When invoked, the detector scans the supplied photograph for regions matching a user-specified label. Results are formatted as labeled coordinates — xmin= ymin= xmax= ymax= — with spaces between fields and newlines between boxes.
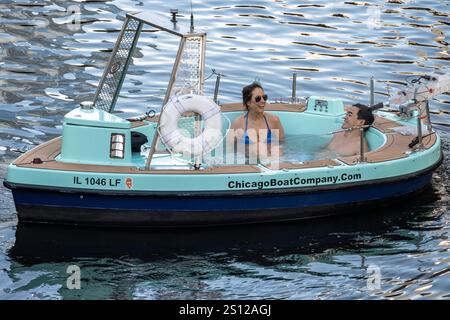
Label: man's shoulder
xmin=333 ymin=131 xmax=345 ymax=138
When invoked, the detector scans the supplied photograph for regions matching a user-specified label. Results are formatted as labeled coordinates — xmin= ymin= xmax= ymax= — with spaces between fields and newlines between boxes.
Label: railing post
xmin=213 ymin=73 xmax=221 ymax=104
xmin=370 ymin=76 xmax=374 ymax=106
xmin=359 ymin=126 xmax=366 ymax=163
xmin=424 ymin=100 xmax=432 ymax=133
xmin=417 ymin=116 xmax=423 ymax=149
xmin=291 ymin=73 xmax=297 ymax=103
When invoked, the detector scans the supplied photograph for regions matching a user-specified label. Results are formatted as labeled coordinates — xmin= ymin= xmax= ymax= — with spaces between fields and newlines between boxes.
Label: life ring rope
xmin=172 ymin=96 xmax=187 ymax=114
xmin=160 ymin=129 xmax=179 ymax=144
xmin=203 ymin=107 xmax=221 ymax=121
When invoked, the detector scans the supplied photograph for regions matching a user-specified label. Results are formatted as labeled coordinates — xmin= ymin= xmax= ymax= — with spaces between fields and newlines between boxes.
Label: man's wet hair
xmin=353 ymin=103 xmax=375 ymax=131
xmin=242 ymin=82 xmax=263 ymax=108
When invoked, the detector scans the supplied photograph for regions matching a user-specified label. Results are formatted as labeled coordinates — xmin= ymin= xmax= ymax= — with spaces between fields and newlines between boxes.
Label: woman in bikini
xmin=229 ymin=82 xmax=285 ymax=163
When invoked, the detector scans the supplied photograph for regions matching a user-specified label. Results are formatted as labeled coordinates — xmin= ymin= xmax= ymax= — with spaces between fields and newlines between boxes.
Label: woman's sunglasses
xmin=254 ymin=94 xmax=268 ymax=102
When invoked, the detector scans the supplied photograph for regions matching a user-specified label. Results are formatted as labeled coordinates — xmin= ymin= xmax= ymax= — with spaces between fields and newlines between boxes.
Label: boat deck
xmin=12 ymin=104 xmax=437 ymax=174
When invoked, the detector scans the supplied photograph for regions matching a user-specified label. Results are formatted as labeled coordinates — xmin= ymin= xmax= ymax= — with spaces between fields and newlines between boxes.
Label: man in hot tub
xmin=327 ymin=103 xmax=374 ymax=156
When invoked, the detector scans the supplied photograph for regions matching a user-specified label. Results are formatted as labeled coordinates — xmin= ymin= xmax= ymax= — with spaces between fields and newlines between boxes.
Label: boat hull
xmin=6 ymin=166 xmax=439 ymax=227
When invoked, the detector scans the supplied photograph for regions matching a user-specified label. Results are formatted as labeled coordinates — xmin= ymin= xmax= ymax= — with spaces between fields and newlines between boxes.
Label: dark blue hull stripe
xmin=12 ymin=173 xmax=432 ymax=212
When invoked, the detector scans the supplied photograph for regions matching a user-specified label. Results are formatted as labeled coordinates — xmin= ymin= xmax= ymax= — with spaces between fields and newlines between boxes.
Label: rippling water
xmin=0 ymin=0 xmax=449 ymax=299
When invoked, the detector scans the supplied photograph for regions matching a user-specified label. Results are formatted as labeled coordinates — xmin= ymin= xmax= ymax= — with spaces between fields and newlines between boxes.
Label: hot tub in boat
xmin=2 ymin=11 xmax=446 ymax=227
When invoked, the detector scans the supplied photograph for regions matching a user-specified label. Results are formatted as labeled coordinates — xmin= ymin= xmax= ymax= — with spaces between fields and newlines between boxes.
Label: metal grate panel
xmin=93 ymin=17 xmax=142 ymax=112
xmin=165 ymin=35 xmax=205 ymax=103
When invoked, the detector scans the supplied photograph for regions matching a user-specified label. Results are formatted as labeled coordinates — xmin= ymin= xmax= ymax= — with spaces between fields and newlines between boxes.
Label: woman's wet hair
xmin=242 ymin=82 xmax=263 ymax=108
xmin=353 ymin=103 xmax=375 ymax=131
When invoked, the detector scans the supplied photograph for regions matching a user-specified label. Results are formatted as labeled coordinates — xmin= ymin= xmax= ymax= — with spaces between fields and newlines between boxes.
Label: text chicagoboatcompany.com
xmin=228 ymin=173 xmax=362 ymax=190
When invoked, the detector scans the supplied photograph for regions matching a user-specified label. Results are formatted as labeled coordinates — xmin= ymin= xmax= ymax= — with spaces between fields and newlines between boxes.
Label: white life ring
xmin=159 ymin=94 xmax=223 ymax=156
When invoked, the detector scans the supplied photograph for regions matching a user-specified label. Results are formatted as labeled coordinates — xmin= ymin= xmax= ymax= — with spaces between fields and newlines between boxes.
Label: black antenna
xmin=190 ymin=0 xmax=194 ymax=32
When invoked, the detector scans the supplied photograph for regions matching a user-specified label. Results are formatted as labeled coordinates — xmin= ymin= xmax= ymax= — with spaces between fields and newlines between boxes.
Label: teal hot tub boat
xmin=3 ymin=11 xmax=447 ymax=227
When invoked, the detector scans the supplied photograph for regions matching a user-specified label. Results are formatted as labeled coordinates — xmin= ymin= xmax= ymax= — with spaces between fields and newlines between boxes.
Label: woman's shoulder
xmin=264 ymin=112 xmax=280 ymax=119
xmin=230 ymin=114 xmax=246 ymax=128
xmin=265 ymin=112 xmax=282 ymax=125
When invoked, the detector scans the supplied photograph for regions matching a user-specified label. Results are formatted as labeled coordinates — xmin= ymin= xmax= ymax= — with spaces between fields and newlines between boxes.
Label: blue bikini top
xmin=242 ymin=112 xmax=272 ymax=145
